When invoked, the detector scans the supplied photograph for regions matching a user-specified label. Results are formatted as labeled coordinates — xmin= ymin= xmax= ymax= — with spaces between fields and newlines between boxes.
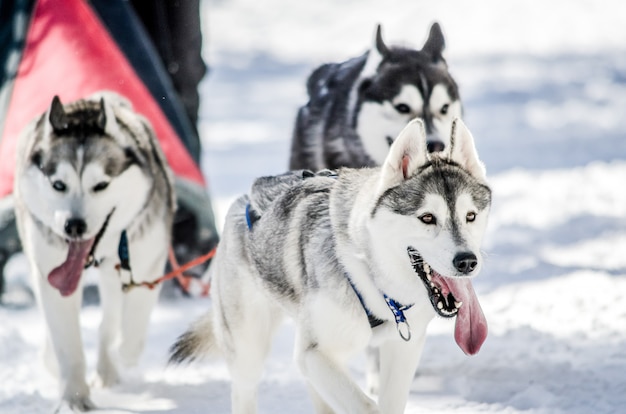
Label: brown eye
xmin=419 ymin=213 xmax=436 ymax=225
xmin=466 ymin=212 xmax=476 ymax=222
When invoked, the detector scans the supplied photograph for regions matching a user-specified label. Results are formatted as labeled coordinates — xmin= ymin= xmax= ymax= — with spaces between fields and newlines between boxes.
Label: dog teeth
xmin=426 ymin=273 xmax=432 ymax=281
xmin=437 ymin=301 xmax=444 ymax=310
xmin=454 ymin=301 xmax=463 ymax=309
xmin=424 ymin=263 xmax=430 ymax=273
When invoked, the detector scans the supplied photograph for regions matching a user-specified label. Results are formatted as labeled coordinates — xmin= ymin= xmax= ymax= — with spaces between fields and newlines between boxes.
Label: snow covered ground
xmin=2 ymin=0 xmax=626 ymax=412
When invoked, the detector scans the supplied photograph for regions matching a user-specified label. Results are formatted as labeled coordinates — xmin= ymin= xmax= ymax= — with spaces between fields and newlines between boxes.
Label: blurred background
xmin=1 ymin=0 xmax=625 ymax=412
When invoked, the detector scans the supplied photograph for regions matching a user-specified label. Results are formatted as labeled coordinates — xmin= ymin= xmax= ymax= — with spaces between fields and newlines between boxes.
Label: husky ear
xmin=379 ymin=119 xmax=428 ymax=190
xmin=49 ymin=95 xmax=69 ymax=133
xmin=375 ymin=24 xmax=390 ymax=57
xmin=97 ymin=98 xmax=107 ymax=131
xmin=99 ymin=95 xmax=122 ymax=137
xmin=362 ymin=24 xmax=388 ymax=78
xmin=447 ymin=118 xmax=487 ymax=181
xmin=422 ymin=22 xmax=445 ymax=64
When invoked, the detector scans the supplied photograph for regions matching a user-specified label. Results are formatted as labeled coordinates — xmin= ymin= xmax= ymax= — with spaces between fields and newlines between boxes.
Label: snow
xmin=2 ymin=0 xmax=626 ymax=412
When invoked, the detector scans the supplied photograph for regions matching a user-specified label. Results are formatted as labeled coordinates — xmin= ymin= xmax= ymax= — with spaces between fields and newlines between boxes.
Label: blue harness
xmin=245 ymin=199 xmax=412 ymax=341
xmin=346 ymin=275 xmax=413 ymax=341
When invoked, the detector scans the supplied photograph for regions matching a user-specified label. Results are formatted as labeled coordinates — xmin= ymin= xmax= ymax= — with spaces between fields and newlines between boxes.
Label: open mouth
xmin=407 ymin=246 xmax=461 ymax=318
xmin=48 ymin=209 xmax=115 ymax=297
xmin=406 ymin=246 xmax=488 ymax=355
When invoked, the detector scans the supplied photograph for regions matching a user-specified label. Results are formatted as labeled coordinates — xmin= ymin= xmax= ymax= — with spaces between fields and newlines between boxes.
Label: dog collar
xmin=346 ymin=274 xmax=413 ymax=341
xmin=84 ymin=209 xmax=115 ymax=269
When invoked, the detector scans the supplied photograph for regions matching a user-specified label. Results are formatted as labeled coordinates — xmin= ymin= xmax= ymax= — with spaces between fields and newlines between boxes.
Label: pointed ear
xmin=48 ymin=95 xmax=68 ymax=133
xmin=379 ymin=119 xmax=428 ymax=190
xmin=99 ymin=95 xmax=122 ymax=137
xmin=97 ymin=98 xmax=107 ymax=131
xmin=448 ymin=118 xmax=487 ymax=181
xmin=422 ymin=22 xmax=445 ymax=63
xmin=362 ymin=24 xmax=388 ymax=78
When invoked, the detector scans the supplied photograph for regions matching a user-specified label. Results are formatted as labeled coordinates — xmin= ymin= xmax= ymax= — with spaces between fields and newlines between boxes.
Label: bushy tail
xmin=169 ymin=311 xmax=219 ymax=364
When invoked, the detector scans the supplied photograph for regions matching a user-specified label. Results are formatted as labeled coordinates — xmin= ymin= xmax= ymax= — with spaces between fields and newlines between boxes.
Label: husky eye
xmin=394 ymin=103 xmax=411 ymax=114
xmin=440 ymin=104 xmax=450 ymax=115
xmin=93 ymin=181 xmax=109 ymax=192
xmin=419 ymin=213 xmax=436 ymax=225
xmin=52 ymin=180 xmax=67 ymax=192
xmin=466 ymin=211 xmax=476 ymax=222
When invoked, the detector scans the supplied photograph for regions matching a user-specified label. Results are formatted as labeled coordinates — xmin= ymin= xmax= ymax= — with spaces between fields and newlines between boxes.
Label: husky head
xmin=18 ymin=93 xmax=154 ymax=294
xmin=369 ymin=118 xmax=490 ymax=354
xmin=356 ymin=23 xmax=461 ymax=163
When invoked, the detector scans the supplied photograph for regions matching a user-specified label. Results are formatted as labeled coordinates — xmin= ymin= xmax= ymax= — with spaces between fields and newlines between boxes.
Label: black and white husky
xmin=171 ymin=118 xmax=490 ymax=414
xmin=290 ymin=23 xmax=462 ymax=171
xmin=13 ymin=92 xmax=176 ymax=411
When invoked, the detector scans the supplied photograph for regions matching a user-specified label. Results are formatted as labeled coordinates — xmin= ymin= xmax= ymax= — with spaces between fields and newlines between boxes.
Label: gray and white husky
xmin=14 ymin=92 xmax=176 ymax=411
xmin=290 ymin=23 xmax=462 ymax=171
xmin=171 ymin=118 xmax=490 ymax=414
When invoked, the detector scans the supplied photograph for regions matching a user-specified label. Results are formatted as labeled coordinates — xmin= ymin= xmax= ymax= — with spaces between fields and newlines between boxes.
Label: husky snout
xmin=453 ymin=251 xmax=478 ymax=274
xmin=64 ymin=218 xmax=87 ymax=238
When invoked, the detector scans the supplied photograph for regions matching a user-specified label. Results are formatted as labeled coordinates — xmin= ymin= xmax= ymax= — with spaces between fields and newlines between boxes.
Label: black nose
xmin=453 ymin=252 xmax=478 ymax=274
xmin=64 ymin=218 xmax=87 ymax=238
xmin=427 ymin=140 xmax=445 ymax=153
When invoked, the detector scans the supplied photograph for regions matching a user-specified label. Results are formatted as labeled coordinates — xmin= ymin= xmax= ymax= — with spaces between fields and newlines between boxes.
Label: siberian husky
xmin=171 ymin=118 xmax=490 ymax=414
xmin=290 ymin=23 xmax=462 ymax=171
xmin=13 ymin=92 xmax=176 ymax=411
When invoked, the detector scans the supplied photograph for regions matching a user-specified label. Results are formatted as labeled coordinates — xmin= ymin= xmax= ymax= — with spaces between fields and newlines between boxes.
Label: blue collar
xmin=346 ymin=275 xmax=413 ymax=341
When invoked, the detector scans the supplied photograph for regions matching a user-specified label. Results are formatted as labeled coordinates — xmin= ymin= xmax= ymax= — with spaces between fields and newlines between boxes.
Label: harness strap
xmin=245 ymin=203 xmax=260 ymax=230
xmin=120 ymin=246 xmax=216 ymax=294
xmin=84 ymin=208 xmax=115 ymax=269
xmin=346 ymin=276 xmax=385 ymax=328
xmin=346 ymin=274 xmax=413 ymax=341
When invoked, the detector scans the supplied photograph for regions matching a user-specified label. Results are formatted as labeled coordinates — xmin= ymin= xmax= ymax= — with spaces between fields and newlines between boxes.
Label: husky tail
xmin=169 ymin=311 xmax=219 ymax=364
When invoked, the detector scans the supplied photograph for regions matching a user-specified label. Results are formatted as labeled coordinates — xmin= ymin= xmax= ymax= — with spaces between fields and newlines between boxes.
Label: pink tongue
xmin=443 ymin=276 xmax=488 ymax=355
xmin=48 ymin=239 xmax=94 ymax=297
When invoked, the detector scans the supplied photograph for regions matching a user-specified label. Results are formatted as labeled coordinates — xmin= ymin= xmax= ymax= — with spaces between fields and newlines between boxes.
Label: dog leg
xmin=220 ymin=292 xmax=282 ymax=414
xmin=117 ymin=241 xmax=166 ymax=367
xmin=118 ymin=283 xmax=161 ymax=367
xmin=295 ymin=335 xmax=380 ymax=414
xmin=377 ymin=327 xmax=428 ymax=414
xmin=33 ymin=268 xmax=94 ymax=411
xmin=364 ymin=346 xmax=380 ymax=395
xmin=95 ymin=265 xmax=124 ymax=387
xmin=306 ymin=384 xmax=335 ymax=414
xmin=211 ymin=248 xmax=283 ymax=414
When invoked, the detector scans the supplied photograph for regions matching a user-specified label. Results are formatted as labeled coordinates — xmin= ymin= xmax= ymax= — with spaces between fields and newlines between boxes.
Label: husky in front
xmin=13 ymin=92 xmax=175 ymax=411
xmin=171 ymin=118 xmax=491 ymax=414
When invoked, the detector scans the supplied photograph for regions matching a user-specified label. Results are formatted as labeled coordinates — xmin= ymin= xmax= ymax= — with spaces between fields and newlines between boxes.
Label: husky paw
xmin=366 ymin=379 xmax=380 ymax=397
xmin=94 ymin=361 xmax=120 ymax=388
xmin=55 ymin=395 xmax=96 ymax=413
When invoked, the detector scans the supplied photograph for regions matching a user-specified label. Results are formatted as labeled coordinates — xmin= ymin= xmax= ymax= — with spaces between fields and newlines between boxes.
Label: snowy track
xmin=2 ymin=0 xmax=626 ymax=412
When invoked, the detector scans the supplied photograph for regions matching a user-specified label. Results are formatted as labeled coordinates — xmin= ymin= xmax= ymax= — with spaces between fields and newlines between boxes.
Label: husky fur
xmin=290 ymin=23 xmax=462 ymax=172
xmin=171 ymin=118 xmax=490 ymax=414
xmin=13 ymin=92 xmax=176 ymax=411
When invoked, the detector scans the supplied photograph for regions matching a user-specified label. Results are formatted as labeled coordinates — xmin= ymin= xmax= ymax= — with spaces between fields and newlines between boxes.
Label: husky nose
xmin=453 ymin=252 xmax=478 ymax=274
xmin=427 ymin=140 xmax=445 ymax=153
xmin=64 ymin=219 xmax=87 ymax=238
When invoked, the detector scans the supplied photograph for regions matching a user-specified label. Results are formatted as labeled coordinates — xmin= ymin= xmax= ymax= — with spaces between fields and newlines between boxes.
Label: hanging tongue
xmin=442 ymin=276 xmax=488 ymax=355
xmin=48 ymin=239 xmax=95 ymax=297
